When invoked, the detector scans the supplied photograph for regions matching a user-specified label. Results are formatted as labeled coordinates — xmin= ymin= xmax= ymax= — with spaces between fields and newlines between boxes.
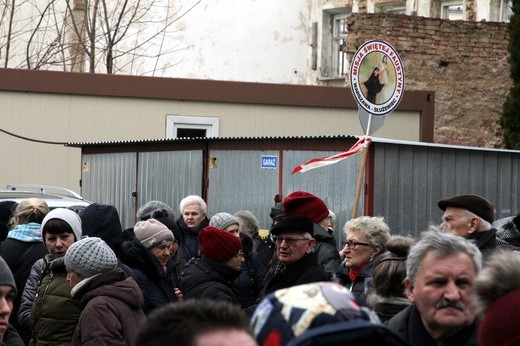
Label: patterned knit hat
xmin=136 ymin=200 xmax=176 ymax=222
xmin=134 ymin=219 xmax=174 ymax=249
xmin=252 ymin=282 xmax=385 ymax=346
xmin=209 ymin=212 xmax=239 ymax=230
xmin=199 ymin=226 xmax=242 ymax=263
xmin=0 ymin=256 xmax=16 ymax=297
xmin=283 ymin=191 xmax=329 ymax=224
xmin=41 ymin=208 xmax=82 ymax=241
xmin=64 ymin=237 xmax=117 ymax=278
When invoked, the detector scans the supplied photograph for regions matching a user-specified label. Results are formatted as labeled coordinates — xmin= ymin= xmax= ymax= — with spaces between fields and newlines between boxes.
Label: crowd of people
xmin=0 ymin=190 xmax=518 ymax=345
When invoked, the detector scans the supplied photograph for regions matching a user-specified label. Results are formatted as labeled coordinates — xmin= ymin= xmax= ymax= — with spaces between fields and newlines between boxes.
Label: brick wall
xmin=346 ymin=13 xmax=510 ymax=147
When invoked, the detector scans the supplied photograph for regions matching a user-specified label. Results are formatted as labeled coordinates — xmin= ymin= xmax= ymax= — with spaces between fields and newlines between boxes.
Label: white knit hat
xmin=65 ymin=237 xmax=117 ymax=278
xmin=41 ymin=208 xmax=82 ymax=241
xmin=134 ymin=219 xmax=174 ymax=249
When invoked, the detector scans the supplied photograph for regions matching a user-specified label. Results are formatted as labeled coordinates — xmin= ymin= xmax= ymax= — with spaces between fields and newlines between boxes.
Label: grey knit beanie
xmin=41 ymin=208 xmax=82 ymax=241
xmin=134 ymin=219 xmax=174 ymax=249
xmin=64 ymin=237 xmax=117 ymax=278
xmin=136 ymin=201 xmax=175 ymax=222
xmin=209 ymin=212 xmax=239 ymax=231
xmin=0 ymin=256 xmax=16 ymax=296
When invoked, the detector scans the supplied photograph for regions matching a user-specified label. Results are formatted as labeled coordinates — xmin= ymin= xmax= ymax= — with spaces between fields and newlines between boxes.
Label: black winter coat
xmin=313 ymin=224 xmax=341 ymax=279
xmin=465 ymin=228 xmax=496 ymax=259
xmin=336 ymin=258 xmax=375 ymax=307
xmin=1 ymin=238 xmax=47 ymax=343
xmin=260 ymin=252 xmax=328 ymax=299
xmin=179 ymin=257 xmax=241 ymax=304
xmin=236 ymin=233 xmax=266 ymax=308
xmin=176 ymin=217 xmax=210 ymax=262
xmin=119 ymin=234 xmax=177 ymax=314
xmin=387 ymin=305 xmax=478 ymax=346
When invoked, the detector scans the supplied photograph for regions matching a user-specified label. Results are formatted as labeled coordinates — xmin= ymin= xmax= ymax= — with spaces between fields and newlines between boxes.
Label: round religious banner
xmin=349 ymin=40 xmax=405 ymax=116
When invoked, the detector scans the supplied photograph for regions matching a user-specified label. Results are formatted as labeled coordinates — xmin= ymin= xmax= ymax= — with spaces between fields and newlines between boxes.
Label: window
xmin=500 ymin=0 xmax=512 ymax=22
xmin=321 ymin=8 xmax=350 ymax=79
xmin=441 ymin=2 xmax=463 ymax=19
xmin=166 ymin=116 xmax=219 ymax=139
xmin=375 ymin=2 xmax=406 ymax=14
xmin=332 ymin=14 xmax=348 ymax=77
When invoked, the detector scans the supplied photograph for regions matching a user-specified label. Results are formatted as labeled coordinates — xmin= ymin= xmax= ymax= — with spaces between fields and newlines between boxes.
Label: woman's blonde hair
xmin=14 ymin=198 xmax=49 ymax=224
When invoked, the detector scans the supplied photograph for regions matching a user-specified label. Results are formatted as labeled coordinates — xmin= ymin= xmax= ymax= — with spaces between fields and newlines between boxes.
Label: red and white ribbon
xmin=291 ymin=136 xmax=370 ymax=174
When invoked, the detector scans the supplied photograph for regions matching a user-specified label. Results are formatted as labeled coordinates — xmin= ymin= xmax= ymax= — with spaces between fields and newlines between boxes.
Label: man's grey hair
xmin=179 ymin=195 xmax=207 ymax=215
xmin=406 ymin=225 xmax=482 ymax=284
xmin=462 ymin=209 xmax=492 ymax=231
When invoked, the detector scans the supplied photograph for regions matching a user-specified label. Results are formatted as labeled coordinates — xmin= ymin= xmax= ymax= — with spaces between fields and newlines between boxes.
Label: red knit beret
xmin=283 ymin=191 xmax=329 ymax=224
xmin=199 ymin=226 xmax=242 ymax=263
xmin=478 ymin=288 xmax=520 ymax=346
xmin=438 ymin=194 xmax=494 ymax=223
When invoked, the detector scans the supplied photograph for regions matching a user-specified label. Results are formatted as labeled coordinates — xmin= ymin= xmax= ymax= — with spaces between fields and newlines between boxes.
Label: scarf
xmin=7 ymin=222 xmax=43 ymax=242
xmin=349 ymin=262 xmax=367 ymax=283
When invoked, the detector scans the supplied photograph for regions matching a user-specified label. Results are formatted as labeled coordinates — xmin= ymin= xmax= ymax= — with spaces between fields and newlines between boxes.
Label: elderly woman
xmin=120 ymin=219 xmax=178 ymax=314
xmin=176 ymin=195 xmax=210 ymax=261
xmin=336 ymin=216 xmax=390 ymax=306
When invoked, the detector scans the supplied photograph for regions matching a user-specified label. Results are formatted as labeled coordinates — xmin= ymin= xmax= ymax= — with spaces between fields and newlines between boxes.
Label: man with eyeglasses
xmin=258 ymin=215 xmax=328 ymax=299
xmin=282 ymin=191 xmax=341 ymax=279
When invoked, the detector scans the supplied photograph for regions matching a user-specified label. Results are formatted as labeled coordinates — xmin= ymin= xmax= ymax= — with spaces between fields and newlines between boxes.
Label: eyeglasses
xmin=235 ymin=251 xmax=244 ymax=258
xmin=274 ymin=236 xmax=310 ymax=246
xmin=342 ymin=239 xmax=371 ymax=249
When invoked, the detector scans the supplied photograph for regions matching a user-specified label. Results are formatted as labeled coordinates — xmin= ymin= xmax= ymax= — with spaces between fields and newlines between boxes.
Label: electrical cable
xmin=0 ymin=128 xmax=68 ymax=145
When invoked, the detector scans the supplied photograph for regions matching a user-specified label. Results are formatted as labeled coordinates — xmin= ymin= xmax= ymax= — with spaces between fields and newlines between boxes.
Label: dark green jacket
xmin=30 ymin=256 xmax=81 ymax=346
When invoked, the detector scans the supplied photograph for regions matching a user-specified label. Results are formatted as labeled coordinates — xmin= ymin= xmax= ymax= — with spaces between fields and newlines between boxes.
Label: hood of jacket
xmin=74 ymin=268 xmax=144 ymax=310
xmin=80 ymin=203 xmax=123 ymax=255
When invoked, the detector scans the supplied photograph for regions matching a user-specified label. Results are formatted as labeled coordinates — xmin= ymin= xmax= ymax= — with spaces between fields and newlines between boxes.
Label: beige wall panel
xmin=1 ymin=90 xmax=420 ymax=192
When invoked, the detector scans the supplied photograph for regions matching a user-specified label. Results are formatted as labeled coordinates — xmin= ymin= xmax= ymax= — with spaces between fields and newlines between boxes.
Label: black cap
xmin=270 ymin=215 xmax=314 ymax=236
xmin=438 ymin=194 xmax=494 ymax=223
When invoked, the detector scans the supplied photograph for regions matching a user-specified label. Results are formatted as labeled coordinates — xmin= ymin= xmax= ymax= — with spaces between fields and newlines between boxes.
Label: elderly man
xmin=283 ymin=191 xmax=341 ymax=278
xmin=387 ymin=227 xmax=482 ymax=345
xmin=438 ymin=194 xmax=497 ymax=254
xmin=259 ymin=215 xmax=328 ymax=298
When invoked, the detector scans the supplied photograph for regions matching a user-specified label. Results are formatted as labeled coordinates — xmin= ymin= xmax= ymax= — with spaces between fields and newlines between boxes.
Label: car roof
xmin=0 ymin=184 xmax=90 ymax=209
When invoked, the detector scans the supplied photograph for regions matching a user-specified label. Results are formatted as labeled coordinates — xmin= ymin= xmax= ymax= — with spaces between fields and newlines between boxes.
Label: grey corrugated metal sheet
xmin=207 ymin=150 xmax=280 ymax=228
xmin=283 ymin=150 xmax=362 ymax=245
xmin=138 ymin=151 xmax=203 ymax=228
xmin=81 ymin=153 xmax=137 ymax=228
xmin=78 ymin=135 xmax=520 ymax=242
xmin=372 ymin=140 xmax=520 ymax=237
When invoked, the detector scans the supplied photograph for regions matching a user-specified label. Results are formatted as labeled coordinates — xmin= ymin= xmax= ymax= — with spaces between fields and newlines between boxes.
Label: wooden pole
xmin=351 ymin=145 xmax=369 ymax=219
xmin=351 ymin=113 xmax=372 ymax=219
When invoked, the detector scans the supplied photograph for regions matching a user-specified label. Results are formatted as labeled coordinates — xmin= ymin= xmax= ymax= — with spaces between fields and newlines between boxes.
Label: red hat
xmin=199 ymin=226 xmax=242 ymax=263
xmin=479 ymin=288 xmax=520 ymax=346
xmin=283 ymin=191 xmax=329 ymax=224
